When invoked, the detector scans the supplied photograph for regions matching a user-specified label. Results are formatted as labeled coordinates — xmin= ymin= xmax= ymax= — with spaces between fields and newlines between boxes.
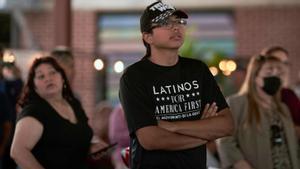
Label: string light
xmin=218 ymin=59 xmax=237 ymax=76
xmin=226 ymin=60 xmax=237 ymax=72
xmin=114 ymin=60 xmax=124 ymax=73
xmin=209 ymin=66 xmax=219 ymax=76
xmin=3 ymin=51 xmax=16 ymax=63
xmin=219 ymin=60 xmax=227 ymax=71
xmin=94 ymin=58 xmax=104 ymax=71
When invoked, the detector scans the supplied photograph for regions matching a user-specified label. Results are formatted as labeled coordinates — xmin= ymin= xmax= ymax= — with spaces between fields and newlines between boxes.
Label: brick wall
xmin=24 ymin=11 xmax=54 ymax=50
xmin=235 ymin=6 xmax=300 ymax=85
xmin=72 ymin=11 xmax=97 ymax=118
xmin=22 ymin=6 xmax=300 ymax=116
xmin=24 ymin=10 xmax=97 ymax=117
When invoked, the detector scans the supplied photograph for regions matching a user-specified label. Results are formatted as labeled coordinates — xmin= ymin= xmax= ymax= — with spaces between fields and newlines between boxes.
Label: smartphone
xmin=89 ymin=142 xmax=118 ymax=157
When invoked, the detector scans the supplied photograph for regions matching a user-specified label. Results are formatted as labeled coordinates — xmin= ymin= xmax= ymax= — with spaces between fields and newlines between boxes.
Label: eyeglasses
xmin=151 ymin=19 xmax=187 ymax=30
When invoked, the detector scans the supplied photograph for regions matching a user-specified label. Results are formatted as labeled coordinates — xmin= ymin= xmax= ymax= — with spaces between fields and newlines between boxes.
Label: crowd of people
xmin=0 ymin=1 xmax=300 ymax=169
xmin=1 ymin=44 xmax=131 ymax=169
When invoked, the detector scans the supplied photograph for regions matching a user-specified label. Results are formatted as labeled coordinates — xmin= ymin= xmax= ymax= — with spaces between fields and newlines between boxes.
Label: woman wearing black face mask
xmin=261 ymin=46 xmax=300 ymax=143
xmin=217 ymin=55 xmax=299 ymax=169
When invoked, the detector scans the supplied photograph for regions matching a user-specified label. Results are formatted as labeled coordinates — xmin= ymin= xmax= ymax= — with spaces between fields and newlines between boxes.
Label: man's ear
xmin=142 ymin=32 xmax=153 ymax=45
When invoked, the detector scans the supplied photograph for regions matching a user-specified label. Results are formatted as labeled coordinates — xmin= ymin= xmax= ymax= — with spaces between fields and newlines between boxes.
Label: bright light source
xmin=3 ymin=51 xmax=15 ymax=63
xmin=209 ymin=66 xmax=219 ymax=76
xmin=226 ymin=60 xmax=237 ymax=72
xmin=114 ymin=60 xmax=124 ymax=73
xmin=223 ymin=70 xmax=232 ymax=76
xmin=219 ymin=60 xmax=227 ymax=71
xmin=94 ymin=58 xmax=104 ymax=71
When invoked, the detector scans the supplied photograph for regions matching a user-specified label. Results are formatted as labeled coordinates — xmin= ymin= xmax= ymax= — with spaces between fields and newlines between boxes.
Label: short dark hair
xmin=51 ymin=46 xmax=73 ymax=62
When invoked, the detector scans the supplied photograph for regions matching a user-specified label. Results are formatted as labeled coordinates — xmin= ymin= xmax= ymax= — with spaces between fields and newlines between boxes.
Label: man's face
xmin=144 ymin=16 xmax=187 ymax=50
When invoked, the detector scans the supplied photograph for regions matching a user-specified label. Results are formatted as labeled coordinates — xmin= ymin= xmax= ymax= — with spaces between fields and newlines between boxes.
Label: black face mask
xmin=262 ymin=76 xmax=281 ymax=96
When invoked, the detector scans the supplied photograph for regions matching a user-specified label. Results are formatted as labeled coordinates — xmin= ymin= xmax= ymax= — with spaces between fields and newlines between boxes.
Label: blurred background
xmin=1 ymin=0 xmax=300 ymax=117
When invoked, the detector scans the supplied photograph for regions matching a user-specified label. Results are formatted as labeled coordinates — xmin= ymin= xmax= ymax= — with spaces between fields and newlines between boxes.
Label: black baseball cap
xmin=140 ymin=1 xmax=188 ymax=32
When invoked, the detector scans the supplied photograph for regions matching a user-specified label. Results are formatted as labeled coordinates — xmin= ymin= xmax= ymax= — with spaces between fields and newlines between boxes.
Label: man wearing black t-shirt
xmin=119 ymin=1 xmax=234 ymax=169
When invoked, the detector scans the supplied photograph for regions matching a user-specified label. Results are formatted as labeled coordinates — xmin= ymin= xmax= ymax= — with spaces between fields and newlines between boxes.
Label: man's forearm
xmin=136 ymin=125 xmax=207 ymax=151
xmin=166 ymin=108 xmax=234 ymax=140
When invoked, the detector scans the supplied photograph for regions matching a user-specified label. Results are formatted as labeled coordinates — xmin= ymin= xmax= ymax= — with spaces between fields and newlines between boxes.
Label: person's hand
xmin=89 ymin=138 xmax=109 ymax=160
xmin=234 ymin=160 xmax=254 ymax=169
xmin=90 ymin=138 xmax=108 ymax=152
xmin=201 ymin=102 xmax=218 ymax=119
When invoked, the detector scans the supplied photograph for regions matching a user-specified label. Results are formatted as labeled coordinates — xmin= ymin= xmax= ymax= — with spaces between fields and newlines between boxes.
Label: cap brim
xmin=150 ymin=9 xmax=189 ymax=26
xmin=172 ymin=10 xmax=188 ymax=19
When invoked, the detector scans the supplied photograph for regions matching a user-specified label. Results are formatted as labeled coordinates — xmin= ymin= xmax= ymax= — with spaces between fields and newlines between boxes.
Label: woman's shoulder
xmin=18 ymin=102 xmax=48 ymax=122
xmin=21 ymin=103 xmax=43 ymax=114
xmin=226 ymin=94 xmax=248 ymax=121
xmin=227 ymin=93 xmax=248 ymax=105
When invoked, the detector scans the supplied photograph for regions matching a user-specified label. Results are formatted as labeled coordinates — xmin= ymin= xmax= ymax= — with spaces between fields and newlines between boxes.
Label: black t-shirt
xmin=0 ymin=92 xmax=12 ymax=140
xmin=18 ymin=98 xmax=93 ymax=169
xmin=120 ymin=56 xmax=228 ymax=169
xmin=4 ymin=79 xmax=23 ymax=122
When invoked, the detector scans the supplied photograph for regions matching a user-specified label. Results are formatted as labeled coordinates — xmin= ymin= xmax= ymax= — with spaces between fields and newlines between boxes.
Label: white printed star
xmin=192 ymin=93 xmax=195 ymax=96
xmin=156 ymin=98 xmax=160 ymax=101
xmin=196 ymin=92 xmax=200 ymax=95
xmin=186 ymin=94 xmax=190 ymax=97
xmin=166 ymin=97 xmax=170 ymax=100
xmin=161 ymin=97 xmax=165 ymax=101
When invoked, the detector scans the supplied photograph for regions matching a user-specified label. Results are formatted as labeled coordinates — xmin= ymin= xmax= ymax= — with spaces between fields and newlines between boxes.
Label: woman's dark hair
xmin=18 ymin=56 xmax=75 ymax=107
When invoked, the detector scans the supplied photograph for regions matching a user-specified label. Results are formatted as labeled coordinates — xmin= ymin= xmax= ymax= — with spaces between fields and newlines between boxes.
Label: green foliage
xmin=179 ymin=32 xmax=236 ymax=96
xmin=179 ymin=33 xmax=228 ymax=67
